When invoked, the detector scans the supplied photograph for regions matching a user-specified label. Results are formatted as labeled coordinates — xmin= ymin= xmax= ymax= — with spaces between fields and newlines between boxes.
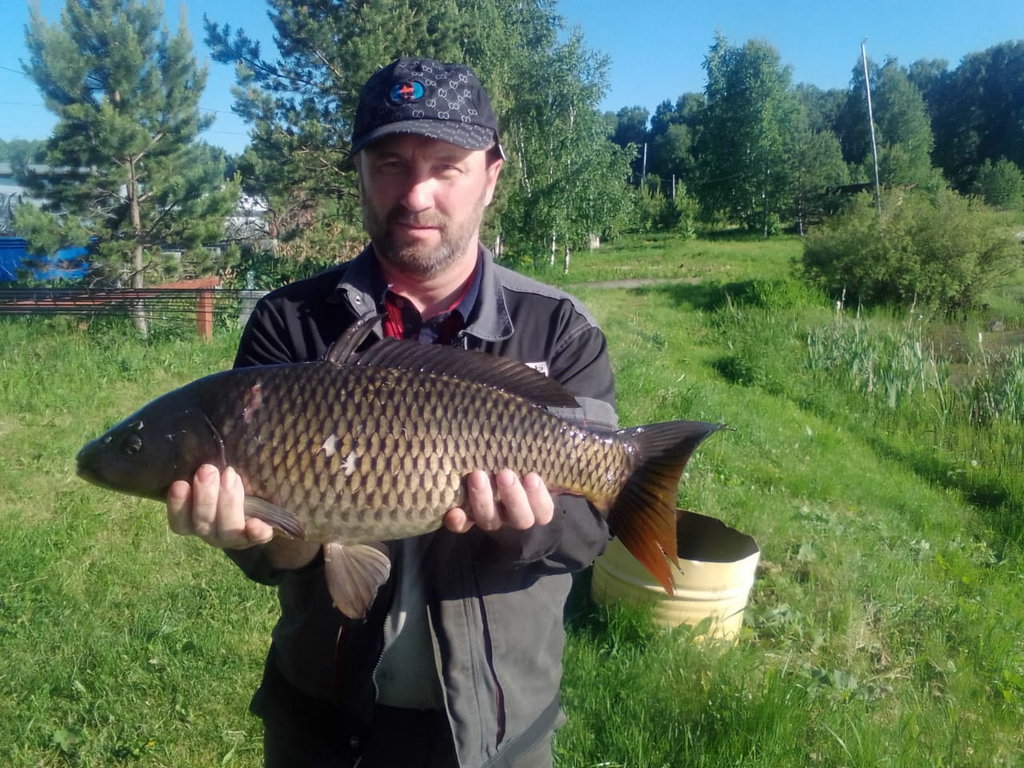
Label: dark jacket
xmin=228 ymin=245 xmax=616 ymax=767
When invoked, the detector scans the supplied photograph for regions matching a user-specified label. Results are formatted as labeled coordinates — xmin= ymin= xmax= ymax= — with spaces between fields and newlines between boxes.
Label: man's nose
xmin=399 ymin=172 xmax=436 ymax=212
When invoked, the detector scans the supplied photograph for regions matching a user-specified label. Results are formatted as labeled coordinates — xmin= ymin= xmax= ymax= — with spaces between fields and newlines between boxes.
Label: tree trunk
xmin=128 ymin=159 xmax=148 ymax=336
xmin=563 ymin=243 xmax=570 ymax=274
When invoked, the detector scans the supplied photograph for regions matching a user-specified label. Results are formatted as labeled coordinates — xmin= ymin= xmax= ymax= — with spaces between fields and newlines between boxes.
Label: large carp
xmin=76 ymin=316 xmax=719 ymax=617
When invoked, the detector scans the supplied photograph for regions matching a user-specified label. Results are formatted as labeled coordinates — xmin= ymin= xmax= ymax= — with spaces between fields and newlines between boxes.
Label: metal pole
xmin=861 ymin=39 xmax=882 ymax=215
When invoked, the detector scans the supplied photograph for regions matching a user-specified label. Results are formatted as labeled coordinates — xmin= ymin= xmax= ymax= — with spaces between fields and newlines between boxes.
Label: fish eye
xmin=122 ymin=433 xmax=144 ymax=456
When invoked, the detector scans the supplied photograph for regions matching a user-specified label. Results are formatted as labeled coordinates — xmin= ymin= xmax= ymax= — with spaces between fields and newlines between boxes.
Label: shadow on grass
xmin=864 ymin=433 xmax=1023 ymax=554
xmin=637 ymin=277 xmax=823 ymax=315
xmin=633 ymin=279 xmax=748 ymax=313
xmin=564 ymin=567 xmax=683 ymax=654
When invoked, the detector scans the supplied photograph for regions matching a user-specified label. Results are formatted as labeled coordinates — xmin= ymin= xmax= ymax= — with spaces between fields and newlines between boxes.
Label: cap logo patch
xmin=389 ymin=80 xmax=426 ymax=104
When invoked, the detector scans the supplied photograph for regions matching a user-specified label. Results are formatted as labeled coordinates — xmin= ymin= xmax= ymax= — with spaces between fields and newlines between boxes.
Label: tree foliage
xmin=838 ymin=57 xmax=937 ymax=188
xmin=16 ymin=0 xmax=238 ymax=303
xmin=611 ymin=105 xmax=649 ymax=182
xmin=802 ymin=189 xmax=1023 ymax=314
xmin=645 ymin=93 xmax=702 ymax=188
xmin=500 ymin=30 xmax=633 ymax=263
xmin=0 ymin=139 xmax=47 ymax=167
xmin=694 ymin=35 xmax=801 ymax=235
xmin=206 ymin=0 xmax=631 ymax=266
xmin=927 ymin=41 xmax=1024 ymax=192
xmin=973 ymin=158 xmax=1024 ymax=210
xmin=788 ymin=114 xmax=849 ymax=233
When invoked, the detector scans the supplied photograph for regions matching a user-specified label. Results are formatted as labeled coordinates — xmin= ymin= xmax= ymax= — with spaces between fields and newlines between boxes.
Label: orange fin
xmin=608 ymin=421 xmax=721 ymax=595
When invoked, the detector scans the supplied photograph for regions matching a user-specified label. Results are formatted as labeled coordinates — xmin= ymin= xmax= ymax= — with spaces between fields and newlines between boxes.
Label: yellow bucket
xmin=591 ymin=510 xmax=760 ymax=642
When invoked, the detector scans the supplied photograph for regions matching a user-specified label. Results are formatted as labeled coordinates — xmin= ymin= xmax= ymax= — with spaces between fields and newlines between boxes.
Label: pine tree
xmin=18 ymin=0 xmax=239 ymax=331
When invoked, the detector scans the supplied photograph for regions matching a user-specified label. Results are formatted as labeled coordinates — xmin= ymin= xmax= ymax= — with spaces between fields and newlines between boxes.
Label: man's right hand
xmin=166 ymin=465 xmax=320 ymax=570
xmin=166 ymin=464 xmax=274 ymax=549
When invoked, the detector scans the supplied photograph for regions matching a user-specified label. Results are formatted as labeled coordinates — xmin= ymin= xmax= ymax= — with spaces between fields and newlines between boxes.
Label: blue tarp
xmin=0 ymin=238 xmax=90 ymax=282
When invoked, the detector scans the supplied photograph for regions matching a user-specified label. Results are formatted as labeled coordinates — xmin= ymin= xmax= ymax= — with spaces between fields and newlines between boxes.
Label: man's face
xmin=357 ymin=133 xmax=502 ymax=278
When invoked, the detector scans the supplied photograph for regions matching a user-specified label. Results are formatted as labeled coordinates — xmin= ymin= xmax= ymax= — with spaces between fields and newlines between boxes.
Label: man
xmin=166 ymin=56 xmax=617 ymax=767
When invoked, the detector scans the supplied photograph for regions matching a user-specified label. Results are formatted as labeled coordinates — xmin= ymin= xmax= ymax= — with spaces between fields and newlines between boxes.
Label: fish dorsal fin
xmin=324 ymin=313 xmax=383 ymax=366
xmin=352 ymin=337 xmax=580 ymax=409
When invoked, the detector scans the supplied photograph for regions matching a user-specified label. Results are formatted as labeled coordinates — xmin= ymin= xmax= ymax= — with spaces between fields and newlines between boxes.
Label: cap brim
xmin=350 ymin=119 xmax=500 ymax=158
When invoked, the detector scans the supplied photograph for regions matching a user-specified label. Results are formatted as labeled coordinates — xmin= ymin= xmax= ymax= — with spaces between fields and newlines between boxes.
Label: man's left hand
xmin=444 ymin=469 xmax=554 ymax=534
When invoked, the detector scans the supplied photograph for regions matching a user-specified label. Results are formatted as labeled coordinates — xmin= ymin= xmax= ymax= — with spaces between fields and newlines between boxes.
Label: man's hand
xmin=166 ymin=465 xmax=318 ymax=569
xmin=444 ymin=469 xmax=554 ymax=534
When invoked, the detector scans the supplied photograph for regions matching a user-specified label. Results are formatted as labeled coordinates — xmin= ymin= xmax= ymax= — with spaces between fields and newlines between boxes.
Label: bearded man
xmin=166 ymin=56 xmax=617 ymax=768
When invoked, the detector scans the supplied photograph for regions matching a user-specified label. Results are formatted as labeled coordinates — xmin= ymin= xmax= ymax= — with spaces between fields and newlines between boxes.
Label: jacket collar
xmin=333 ymin=243 xmax=514 ymax=346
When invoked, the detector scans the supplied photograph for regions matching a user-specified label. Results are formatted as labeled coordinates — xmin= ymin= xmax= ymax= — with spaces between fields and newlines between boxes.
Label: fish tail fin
xmin=608 ymin=421 xmax=720 ymax=595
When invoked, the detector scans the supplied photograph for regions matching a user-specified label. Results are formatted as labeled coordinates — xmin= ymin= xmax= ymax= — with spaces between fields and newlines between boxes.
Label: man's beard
xmin=363 ymin=196 xmax=486 ymax=279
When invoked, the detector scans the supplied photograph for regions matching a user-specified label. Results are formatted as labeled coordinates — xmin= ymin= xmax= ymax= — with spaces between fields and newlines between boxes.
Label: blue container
xmin=0 ymin=237 xmax=90 ymax=282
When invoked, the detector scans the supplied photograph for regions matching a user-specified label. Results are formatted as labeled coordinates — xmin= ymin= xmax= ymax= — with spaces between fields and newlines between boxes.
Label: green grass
xmin=520 ymin=231 xmax=801 ymax=286
xmin=558 ymin=275 xmax=1023 ymax=767
xmin=2 ymin=235 xmax=1023 ymax=766
xmin=0 ymin=318 xmax=274 ymax=766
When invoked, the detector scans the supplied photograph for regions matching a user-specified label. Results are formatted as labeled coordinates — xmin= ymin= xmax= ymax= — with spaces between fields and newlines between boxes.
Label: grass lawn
xmin=1 ymin=233 xmax=1022 ymax=766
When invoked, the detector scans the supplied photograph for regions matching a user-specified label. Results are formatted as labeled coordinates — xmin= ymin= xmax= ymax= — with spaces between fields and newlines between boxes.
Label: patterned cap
xmin=350 ymin=57 xmax=505 ymax=158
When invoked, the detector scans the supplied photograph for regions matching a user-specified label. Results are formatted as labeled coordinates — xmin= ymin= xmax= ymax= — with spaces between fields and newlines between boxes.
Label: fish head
xmin=76 ymin=391 xmax=224 ymax=500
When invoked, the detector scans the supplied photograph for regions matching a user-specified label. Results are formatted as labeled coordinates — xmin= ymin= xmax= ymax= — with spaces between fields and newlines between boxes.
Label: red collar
xmin=382 ymin=263 xmax=479 ymax=344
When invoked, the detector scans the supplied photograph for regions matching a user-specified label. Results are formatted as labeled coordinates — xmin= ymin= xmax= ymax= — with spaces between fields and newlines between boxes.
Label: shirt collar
xmin=373 ymin=250 xmax=482 ymax=343
xmin=334 ymin=243 xmax=511 ymax=346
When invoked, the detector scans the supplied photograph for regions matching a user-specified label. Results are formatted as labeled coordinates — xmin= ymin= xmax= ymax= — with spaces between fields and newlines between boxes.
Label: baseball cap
xmin=350 ymin=57 xmax=505 ymax=159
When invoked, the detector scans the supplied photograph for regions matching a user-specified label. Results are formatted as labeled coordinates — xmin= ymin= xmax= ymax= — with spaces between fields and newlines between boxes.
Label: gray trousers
xmin=255 ymin=658 xmax=553 ymax=768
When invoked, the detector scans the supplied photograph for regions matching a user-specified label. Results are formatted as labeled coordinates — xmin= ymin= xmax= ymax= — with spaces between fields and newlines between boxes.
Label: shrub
xmin=801 ymin=189 xmax=1023 ymax=314
xmin=974 ymin=158 xmax=1024 ymax=211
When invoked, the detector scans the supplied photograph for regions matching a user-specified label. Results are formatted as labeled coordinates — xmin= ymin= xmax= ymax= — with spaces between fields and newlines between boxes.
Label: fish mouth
xmin=75 ymin=441 xmax=108 ymax=486
xmin=75 ymin=446 xmax=99 ymax=482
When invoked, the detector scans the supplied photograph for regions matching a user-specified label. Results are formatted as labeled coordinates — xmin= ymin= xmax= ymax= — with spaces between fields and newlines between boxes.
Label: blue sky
xmin=2 ymin=0 xmax=1021 ymax=156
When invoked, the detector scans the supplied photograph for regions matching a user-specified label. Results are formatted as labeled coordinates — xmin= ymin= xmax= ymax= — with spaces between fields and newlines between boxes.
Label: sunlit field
xmin=2 ymin=234 xmax=1022 ymax=766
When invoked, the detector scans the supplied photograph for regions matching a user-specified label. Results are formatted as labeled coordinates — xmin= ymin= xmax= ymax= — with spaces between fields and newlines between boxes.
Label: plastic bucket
xmin=591 ymin=510 xmax=760 ymax=642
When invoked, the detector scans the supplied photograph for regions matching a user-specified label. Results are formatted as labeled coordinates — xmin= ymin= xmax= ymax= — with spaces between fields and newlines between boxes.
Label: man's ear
xmin=483 ymin=156 xmax=503 ymax=207
xmin=354 ymin=156 xmax=369 ymax=197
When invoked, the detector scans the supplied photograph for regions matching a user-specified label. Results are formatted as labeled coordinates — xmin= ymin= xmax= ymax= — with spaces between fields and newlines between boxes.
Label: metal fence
xmin=0 ymin=286 xmax=268 ymax=336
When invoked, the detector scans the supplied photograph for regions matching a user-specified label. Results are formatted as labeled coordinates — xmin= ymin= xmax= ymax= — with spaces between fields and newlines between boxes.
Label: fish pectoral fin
xmin=323 ymin=542 xmax=392 ymax=620
xmin=243 ymin=497 xmax=306 ymax=539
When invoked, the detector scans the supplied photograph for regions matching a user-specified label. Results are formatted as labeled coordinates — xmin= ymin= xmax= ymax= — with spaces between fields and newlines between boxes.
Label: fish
xmin=76 ymin=315 xmax=720 ymax=618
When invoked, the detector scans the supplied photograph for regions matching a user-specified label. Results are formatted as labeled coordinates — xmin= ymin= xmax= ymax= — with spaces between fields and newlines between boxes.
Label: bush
xmin=627 ymin=178 xmax=698 ymax=238
xmin=974 ymin=158 xmax=1024 ymax=211
xmin=801 ymin=189 xmax=1023 ymax=315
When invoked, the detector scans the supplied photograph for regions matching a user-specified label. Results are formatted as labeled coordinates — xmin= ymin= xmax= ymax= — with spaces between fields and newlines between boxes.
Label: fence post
xmin=196 ymin=288 xmax=214 ymax=339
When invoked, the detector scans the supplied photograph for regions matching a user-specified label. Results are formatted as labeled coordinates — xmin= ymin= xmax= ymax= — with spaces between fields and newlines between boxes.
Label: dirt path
xmin=569 ymin=277 xmax=702 ymax=290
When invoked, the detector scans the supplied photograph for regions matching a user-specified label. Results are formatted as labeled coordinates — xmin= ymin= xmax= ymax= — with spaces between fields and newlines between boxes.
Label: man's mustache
xmin=387 ymin=210 xmax=446 ymax=229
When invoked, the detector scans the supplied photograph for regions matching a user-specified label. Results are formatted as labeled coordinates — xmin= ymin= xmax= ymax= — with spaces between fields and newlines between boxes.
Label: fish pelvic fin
xmin=323 ymin=542 xmax=392 ymax=620
xmin=608 ymin=421 xmax=721 ymax=595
